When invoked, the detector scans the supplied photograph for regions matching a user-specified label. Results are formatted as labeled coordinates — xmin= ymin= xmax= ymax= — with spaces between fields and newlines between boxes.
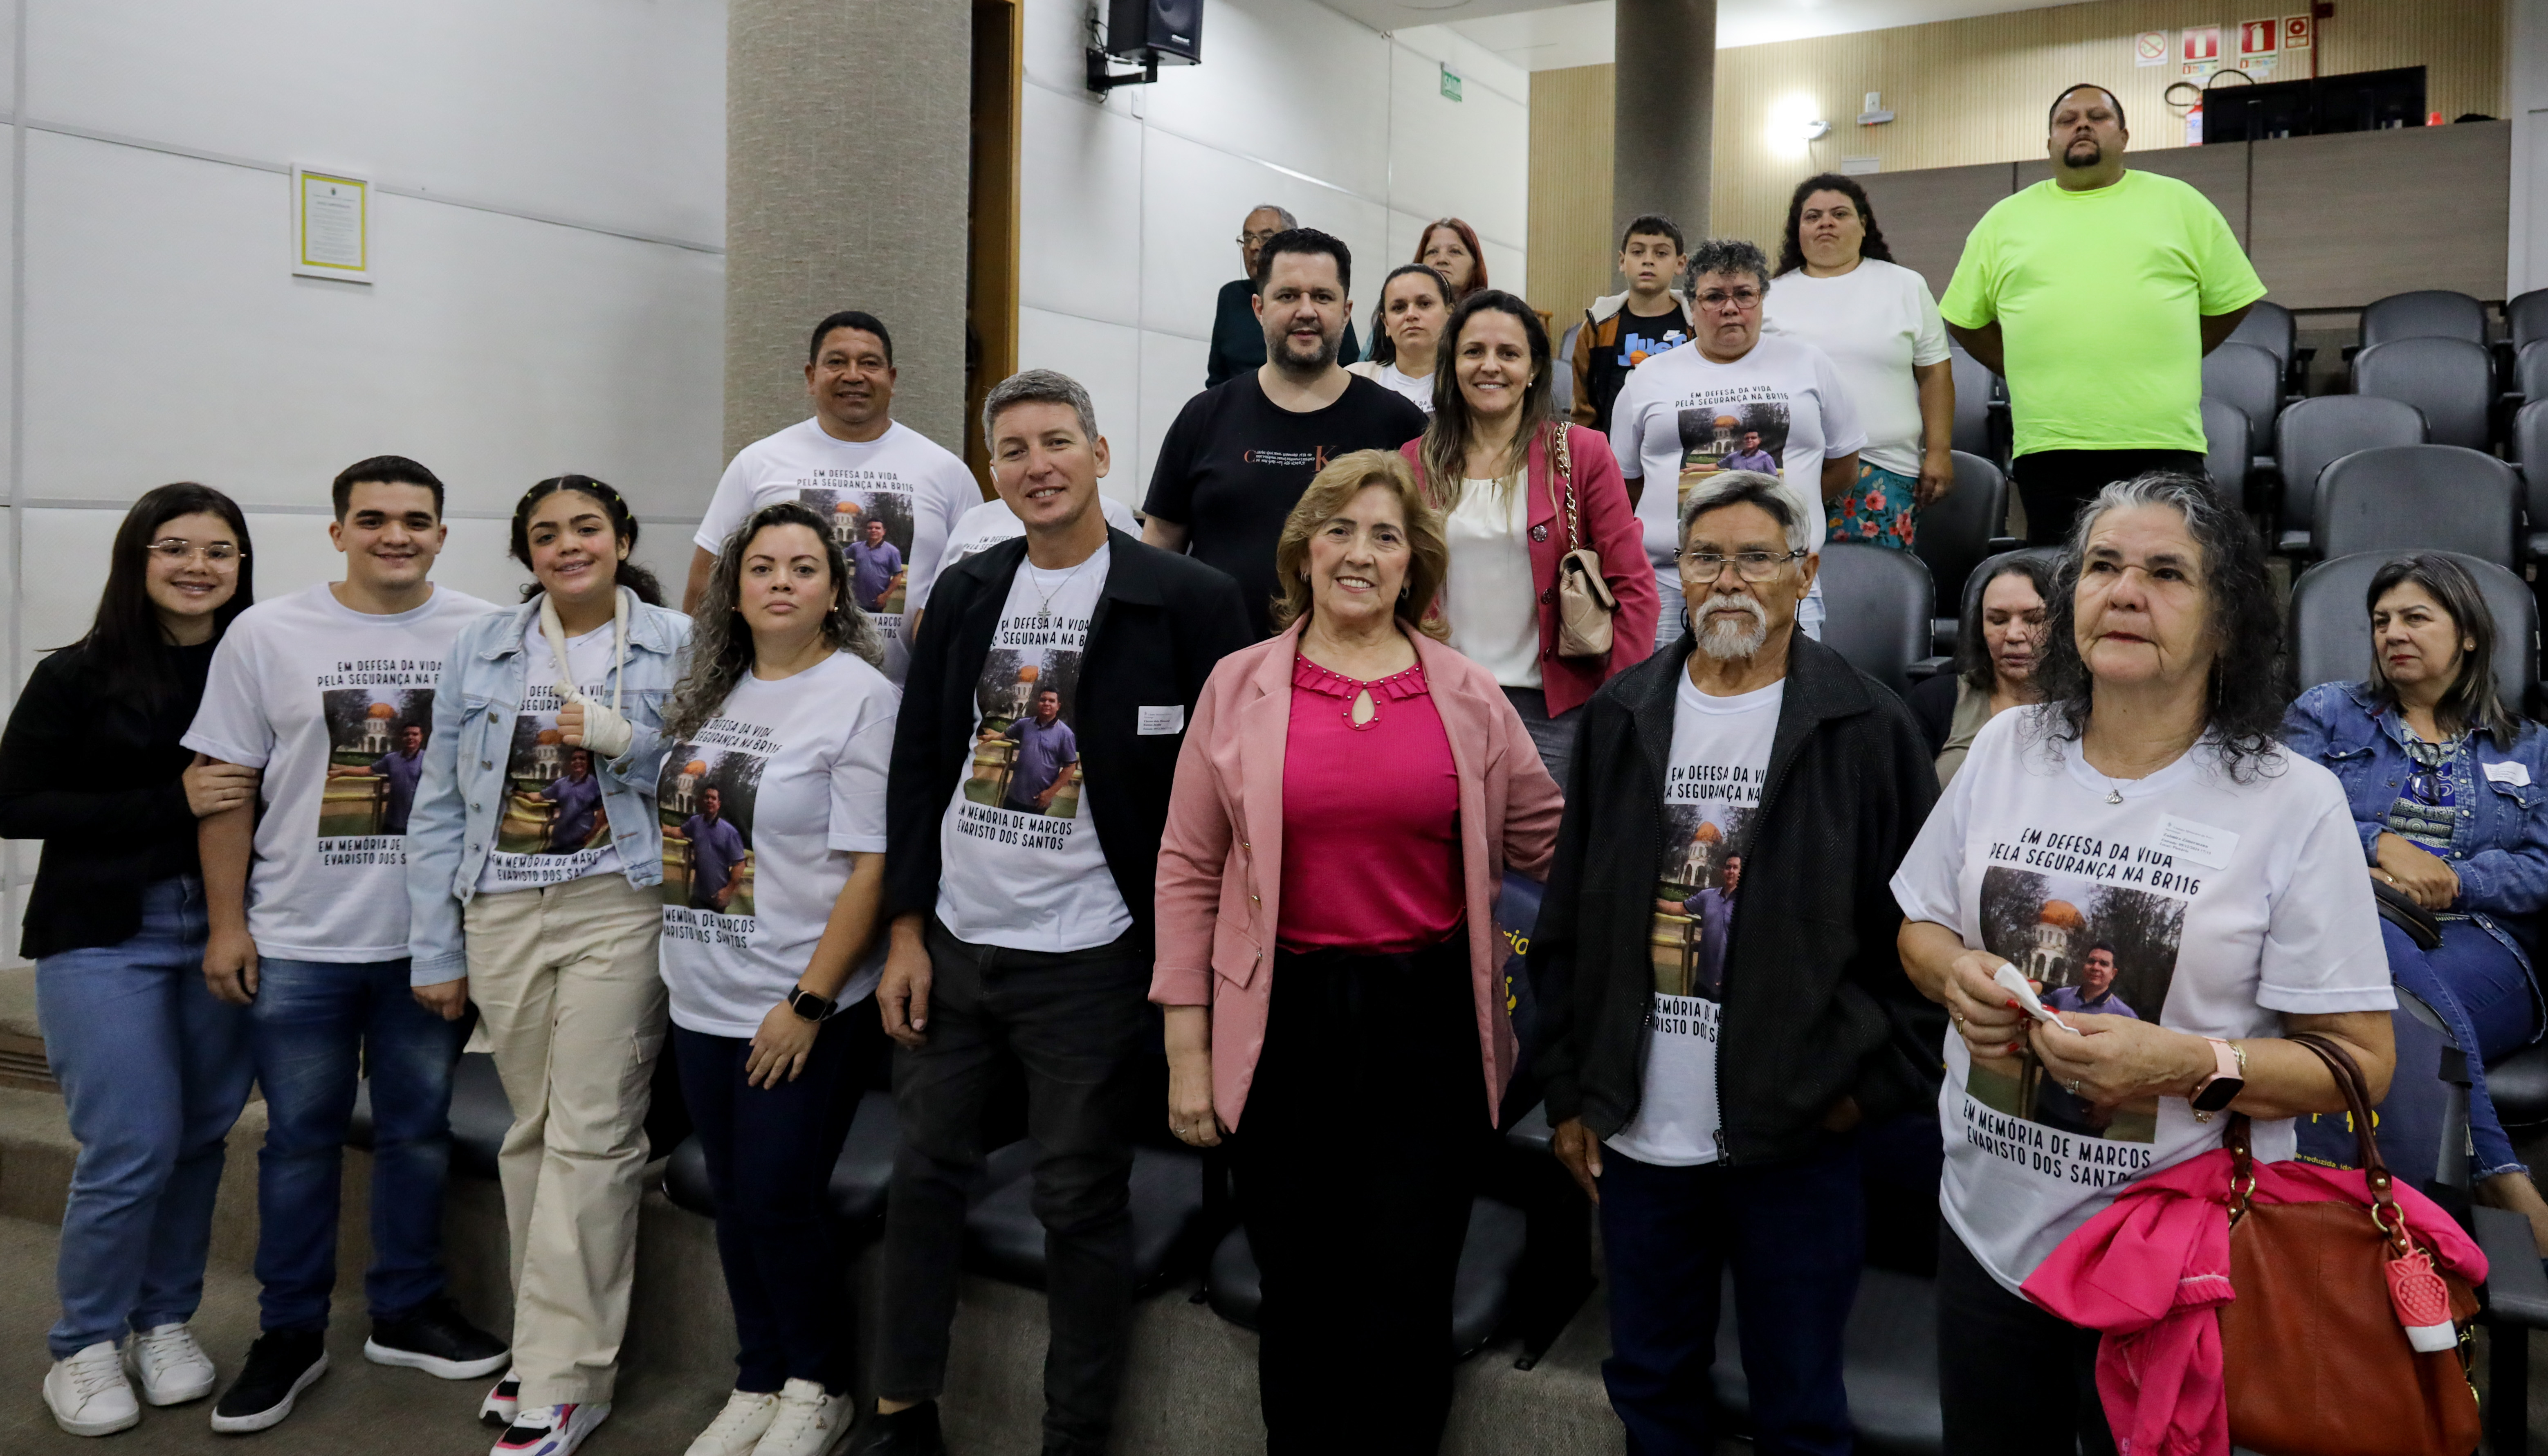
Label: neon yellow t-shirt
xmin=1940 ymin=170 xmax=2265 ymax=458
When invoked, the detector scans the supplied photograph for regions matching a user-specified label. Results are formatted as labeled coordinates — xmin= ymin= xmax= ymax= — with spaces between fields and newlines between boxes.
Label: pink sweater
xmin=2021 ymin=1149 xmax=2486 ymax=1456
xmin=1152 ymin=622 xmax=1564 ymax=1129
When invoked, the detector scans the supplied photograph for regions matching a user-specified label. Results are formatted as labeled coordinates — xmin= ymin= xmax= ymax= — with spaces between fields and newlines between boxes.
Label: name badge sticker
xmin=2154 ymin=813 xmax=2238 ymax=870
xmin=2484 ymin=760 xmax=2532 ymax=787
xmin=1136 ymin=705 xmax=1185 ymax=736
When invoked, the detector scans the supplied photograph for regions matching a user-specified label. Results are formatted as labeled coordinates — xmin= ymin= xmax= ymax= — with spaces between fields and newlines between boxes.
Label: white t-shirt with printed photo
xmin=931 ymin=495 xmax=1139 ymax=591
xmin=1888 ymin=706 xmax=2394 ymax=1294
xmin=1607 ymin=673 xmax=1782 ymax=1167
xmin=182 ymin=582 xmax=498 ymax=965
xmin=696 ymin=418 xmax=974 ymax=681
xmin=656 ymin=650 xmax=899 ymax=1038
xmin=1607 ymin=332 xmax=1867 ymax=573
xmin=1761 ymin=259 xmax=1952 ymax=478
xmin=473 ymin=620 xmax=626 ymax=896
xmin=934 ymin=545 xmax=1132 ymax=953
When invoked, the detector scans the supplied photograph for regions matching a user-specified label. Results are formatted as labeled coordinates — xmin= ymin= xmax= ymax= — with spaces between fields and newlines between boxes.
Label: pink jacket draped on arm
xmin=1399 ymin=422 xmax=1658 ymax=718
xmin=1149 ymin=622 xmax=1564 ymax=1130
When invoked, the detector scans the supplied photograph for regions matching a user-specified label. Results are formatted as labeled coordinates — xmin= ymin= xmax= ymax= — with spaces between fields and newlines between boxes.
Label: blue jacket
xmin=2282 ymin=680 xmax=2548 ymax=967
xmin=406 ymin=595 xmax=690 ymax=982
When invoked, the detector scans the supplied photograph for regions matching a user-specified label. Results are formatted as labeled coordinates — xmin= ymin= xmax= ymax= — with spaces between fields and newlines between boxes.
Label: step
xmin=0 ymin=965 xmax=52 ymax=1093
xmin=0 ymin=1085 xmax=1631 ymax=1454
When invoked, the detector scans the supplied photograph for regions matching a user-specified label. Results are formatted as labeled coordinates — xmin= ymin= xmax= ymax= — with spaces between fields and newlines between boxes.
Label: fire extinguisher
xmin=2187 ymin=100 xmax=2204 ymax=146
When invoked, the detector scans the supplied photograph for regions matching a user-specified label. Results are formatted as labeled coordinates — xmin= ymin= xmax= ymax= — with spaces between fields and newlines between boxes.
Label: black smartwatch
xmin=786 ymin=987 xmax=834 ymax=1023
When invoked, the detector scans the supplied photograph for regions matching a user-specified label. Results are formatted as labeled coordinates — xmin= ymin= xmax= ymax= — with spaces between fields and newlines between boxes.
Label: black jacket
xmin=885 ymin=529 xmax=1253 ymax=947
xmin=0 ymin=638 xmax=216 ymax=958
xmin=1530 ymin=631 xmax=1945 ymax=1164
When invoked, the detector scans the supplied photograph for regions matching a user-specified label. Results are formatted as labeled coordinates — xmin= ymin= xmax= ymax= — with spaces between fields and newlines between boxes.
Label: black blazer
xmin=1530 ymin=631 xmax=1945 ymax=1164
xmin=885 ymin=529 xmax=1254 ymax=948
xmin=0 ymin=639 xmax=216 ymax=958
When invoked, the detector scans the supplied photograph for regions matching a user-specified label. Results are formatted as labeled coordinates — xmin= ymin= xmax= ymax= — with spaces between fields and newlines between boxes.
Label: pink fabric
xmin=2020 ymin=1148 xmax=2488 ymax=1456
xmin=1276 ymin=656 xmax=1462 ymax=953
xmin=1398 ymin=423 xmax=1658 ymax=717
xmin=1151 ymin=621 xmax=1565 ymax=1128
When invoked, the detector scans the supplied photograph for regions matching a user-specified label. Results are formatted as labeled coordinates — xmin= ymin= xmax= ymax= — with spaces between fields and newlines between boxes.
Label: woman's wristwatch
xmin=2189 ymin=1037 xmax=2248 ymax=1121
xmin=786 ymin=986 xmax=835 ymax=1023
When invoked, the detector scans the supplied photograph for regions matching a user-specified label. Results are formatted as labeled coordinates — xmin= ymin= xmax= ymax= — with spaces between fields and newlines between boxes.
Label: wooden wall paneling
xmin=2246 ymin=121 xmax=2511 ymax=308
xmin=965 ymin=0 xmax=1022 ymax=493
xmin=1526 ymin=64 xmax=1615 ymax=324
xmin=1857 ymin=161 xmax=2015 ymax=299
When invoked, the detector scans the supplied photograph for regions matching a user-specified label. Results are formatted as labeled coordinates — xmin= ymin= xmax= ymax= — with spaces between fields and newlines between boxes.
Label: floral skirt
xmin=1826 ymin=461 xmax=1918 ymax=550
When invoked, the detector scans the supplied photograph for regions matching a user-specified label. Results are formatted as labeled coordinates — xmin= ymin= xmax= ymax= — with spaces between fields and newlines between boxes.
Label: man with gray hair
xmin=860 ymin=369 xmax=1250 ymax=1456
xmin=1206 ymin=204 xmax=1360 ymax=386
xmin=1608 ymin=238 xmax=1864 ymax=655
xmin=1529 ymin=469 xmax=1939 ymax=1455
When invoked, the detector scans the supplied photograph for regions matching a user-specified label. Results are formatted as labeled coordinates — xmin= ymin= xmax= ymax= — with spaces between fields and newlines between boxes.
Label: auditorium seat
xmin=2272 ymin=395 xmax=2427 ymax=555
xmin=1908 ymin=450 xmax=2015 ymax=653
xmin=662 ymin=1085 xmax=903 ymax=1234
xmin=1815 ymin=543 xmax=1932 ymax=695
xmin=2226 ymin=298 xmax=2303 ymax=398
xmin=1924 ymin=546 xmax=2060 ymax=672
xmin=1203 ymin=1196 xmax=1531 ymax=1360
xmin=2520 ymin=339 xmax=2548 ymax=404
xmin=2352 ymin=336 xmax=2495 ymax=451
xmin=965 ymin=1140 xmax=1209 ymax=1294
xmin=2198 ymin=396 xmax=2251 ymax=512
xmin=2511 ymin=287 xmax=2548 ymax=353
xmin=2289 ymin=550 xmax=2536 ymax=711
xmin=2198 ymin=339 xmax=2282 ymax=478
xmin=2359 ymin=289 xmax=2488 ymax=349
xmin=1945 ymin=346 xmax=2000 ymax=467
xmin=2311 ymin=446 xmax=2522 ymax=568
xmin=347 ymin=1050 xmax=510 ymax=1180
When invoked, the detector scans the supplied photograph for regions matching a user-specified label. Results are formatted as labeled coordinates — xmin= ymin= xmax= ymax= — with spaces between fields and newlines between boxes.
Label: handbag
xmin=2372 ymin=878 xmax=2445 ymax=951
xmin=2218 ymin=1032 xmax=2481 ymax=1456
xmin=1546 ymin=424 xmax=1617 ymax=660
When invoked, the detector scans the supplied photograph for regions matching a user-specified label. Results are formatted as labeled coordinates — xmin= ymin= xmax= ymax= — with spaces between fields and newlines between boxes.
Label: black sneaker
xmin=208 ymin=1330 xmax=328 ymax=1434
xmin=361 ymin=1296 xmax=509 ymax=1380
xmin=845 ymin=1401 xmax=946 ymax=1455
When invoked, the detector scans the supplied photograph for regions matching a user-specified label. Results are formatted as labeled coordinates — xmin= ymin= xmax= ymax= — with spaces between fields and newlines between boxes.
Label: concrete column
xmin=725 ymin=0 xmax=971 ymax=459
xmin=1612 ymin=0 xmax=1716 ymax=247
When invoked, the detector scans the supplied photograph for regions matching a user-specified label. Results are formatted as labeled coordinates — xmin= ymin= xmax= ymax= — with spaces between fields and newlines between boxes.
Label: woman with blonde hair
xmin=1154 ymin=449 xmax=1562 ymax=1452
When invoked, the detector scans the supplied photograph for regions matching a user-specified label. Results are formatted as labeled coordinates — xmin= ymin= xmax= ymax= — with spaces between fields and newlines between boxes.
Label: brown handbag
xmin=1545 ymin=425 xmax=1617 ymax=660
xmin=2218 ymin=1032 xmax=2481 ymax=1456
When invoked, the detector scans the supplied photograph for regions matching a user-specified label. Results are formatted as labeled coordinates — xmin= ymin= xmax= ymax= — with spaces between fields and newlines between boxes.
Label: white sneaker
xmin=751 ymin=1379 xmax=850 ymax=1456
xmin=124 ymin=1323 xmax=217 ymax=1406
xmin=480 ymin=1369 xmax=522 ymax=1427
xmin=45 ymin=1341 xmax=141 ymax=1436
xmin=684 ymin=1389 xmax=781 ymax=1456
xmin=491 ymin=1400 xmax=610 ymax=1456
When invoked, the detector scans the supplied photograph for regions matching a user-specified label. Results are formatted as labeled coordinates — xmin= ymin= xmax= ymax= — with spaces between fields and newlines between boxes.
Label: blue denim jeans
xmin=1598 ymin=1136 xmax=1863 ymax=1456
xmin=37 ymin=876 xmax=254 ymax=1358
xmin=2383 ymin=918 xmax=2544 ymax=1181
xmin=247 ymin=956 xmax=466 ymax=1333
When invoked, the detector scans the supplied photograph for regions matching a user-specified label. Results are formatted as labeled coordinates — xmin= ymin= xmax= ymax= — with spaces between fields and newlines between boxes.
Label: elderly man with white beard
xmin=1526 ymin=471 xmax=1941 ymax=1455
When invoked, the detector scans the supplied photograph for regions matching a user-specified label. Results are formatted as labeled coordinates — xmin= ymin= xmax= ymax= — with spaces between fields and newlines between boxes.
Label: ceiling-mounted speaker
xmin=1107 ymin=0 xmax=1202 ymax=65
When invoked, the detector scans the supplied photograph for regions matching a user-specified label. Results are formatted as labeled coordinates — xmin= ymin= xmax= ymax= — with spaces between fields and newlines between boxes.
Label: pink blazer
xmin=1150 ymin=622 xmax=1564 ymax=1129
xmin=1399 ymin=422 xmax=1659 ymax=717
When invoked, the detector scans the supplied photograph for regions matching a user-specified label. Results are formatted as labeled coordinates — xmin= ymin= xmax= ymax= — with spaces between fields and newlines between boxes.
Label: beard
xmin=1268 ymin=322 xmax=1340 ymax=372
xmin=1695 ymin=597 xmax=1770 ymax=660
xmin=2059 ymin=137 xmax=2105 ymax=170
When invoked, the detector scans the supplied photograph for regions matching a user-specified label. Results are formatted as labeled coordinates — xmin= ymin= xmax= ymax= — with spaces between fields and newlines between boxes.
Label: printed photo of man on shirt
xmin=319 ymin=689 xmax=433 ymax=838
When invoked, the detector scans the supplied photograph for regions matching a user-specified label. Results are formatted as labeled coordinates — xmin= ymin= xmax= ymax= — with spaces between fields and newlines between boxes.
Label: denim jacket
xmin=406 ymin=595 xmax=690 ymax=982
xmin=2282 ymin=680 xmax=2548 ymax=969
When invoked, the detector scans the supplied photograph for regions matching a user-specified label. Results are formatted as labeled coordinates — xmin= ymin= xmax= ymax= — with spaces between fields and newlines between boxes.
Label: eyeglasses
xmin=1236 ymin=230 xmax=1283 ymax=247
xmin=1694 ymin=289 xmax=1763 ymax=311
xmin=147 ymin=538 xmax=242 ymax=566
xmin=1675 ymin=548 xmax=1804 ymax=582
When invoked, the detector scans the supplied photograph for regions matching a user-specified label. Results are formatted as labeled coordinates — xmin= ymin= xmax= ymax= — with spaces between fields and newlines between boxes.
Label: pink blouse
xmin=1275 ymin=655 xmax=1464 ymax=953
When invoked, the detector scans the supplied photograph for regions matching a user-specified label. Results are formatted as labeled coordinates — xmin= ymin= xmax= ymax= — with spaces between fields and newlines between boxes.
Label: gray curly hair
xmin=1685 ymin=237 xmax=1773 ymax=295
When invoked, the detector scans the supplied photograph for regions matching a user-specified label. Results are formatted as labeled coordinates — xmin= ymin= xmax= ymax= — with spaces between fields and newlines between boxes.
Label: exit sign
xmin=1440 ymin=65 xmax=1461 ymax=101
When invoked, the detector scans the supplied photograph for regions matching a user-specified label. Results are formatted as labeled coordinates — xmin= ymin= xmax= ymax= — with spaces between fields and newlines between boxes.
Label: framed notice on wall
xmin=292 ymin=167 xmax=370 ymax=283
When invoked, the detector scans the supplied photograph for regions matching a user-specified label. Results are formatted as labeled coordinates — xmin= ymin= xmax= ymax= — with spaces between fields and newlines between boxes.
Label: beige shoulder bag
xmin=1548 ymin=424 xmax=1617 ymax=659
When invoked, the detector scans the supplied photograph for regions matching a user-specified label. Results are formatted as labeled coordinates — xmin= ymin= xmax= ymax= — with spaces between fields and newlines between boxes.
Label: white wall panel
xmin=1019 ymin=84 xmax=1145 ymax=330
xmin=1132 ymin=0 xmax=1393 ymax=204
xmin=20 ymin=131 xmax=724 ymax=520
xmin=1385 ymin=43 xmax=1528 ymax=249
xmin=28 ymin=0 xmax=724 ymax=245
xmin=1136 ymin=330 xmax=1211 ymax=499
xmin=1138 ymin=126 xmax=1389 ymax=345
xmin=1017 ymin=305 xmax=1143 ymax=507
